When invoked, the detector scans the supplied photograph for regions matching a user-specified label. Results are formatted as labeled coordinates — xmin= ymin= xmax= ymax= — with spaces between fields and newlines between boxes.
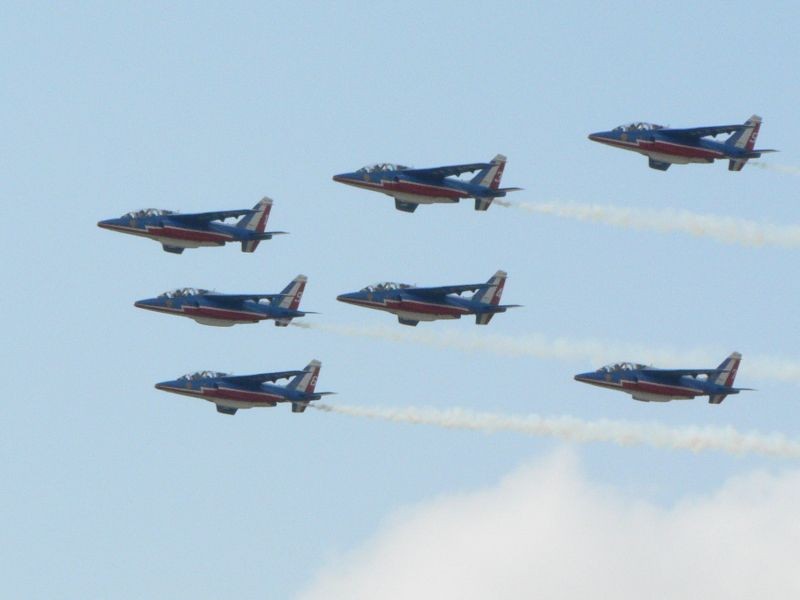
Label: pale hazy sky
xmin=3 ymin=2 xmax=800 ymax=598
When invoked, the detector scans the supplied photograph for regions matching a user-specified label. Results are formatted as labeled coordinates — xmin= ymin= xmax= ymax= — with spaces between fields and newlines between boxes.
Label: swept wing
xmin=403 ymin=163 xmax=491 ymax=180
xmin=409 ymin=284 xmax=485 ymax=298
xmin=203 ymin=293 xmax=287 ymax=305
xmin=168 ymin=209 xmax=252 ymax=225
xmin=663 ymin=125 xmax=747 ymax=138
xmin=216 ymin=371 xmax=306 ymax=385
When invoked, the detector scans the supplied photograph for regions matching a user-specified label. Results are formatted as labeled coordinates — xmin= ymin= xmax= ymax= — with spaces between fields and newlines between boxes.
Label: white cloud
xmin=297 ymin=452 xmax=800 ymax=600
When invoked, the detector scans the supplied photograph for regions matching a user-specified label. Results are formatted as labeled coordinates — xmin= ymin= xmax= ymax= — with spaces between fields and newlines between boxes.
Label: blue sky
xmin=4 ymin=2 xmax=800 ymax=597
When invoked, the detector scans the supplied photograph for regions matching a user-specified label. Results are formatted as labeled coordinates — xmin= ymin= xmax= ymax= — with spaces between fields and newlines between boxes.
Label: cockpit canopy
xmin=125 ymin=208 xmax=175 ymax=218
xmin=598 ymin=362 xmax=647 ymax=373
xmin=158 ymin=288 xmax=211 ymax=298
xmin=360 ymin=282 xmax=413 ymax=292
xmin=179 ymin=370 xmax=229 ymax=381
xmin=612 ymin=123 xmax=665 ymax=132
xmin=357 ymin=163 xmax=410 ymax=174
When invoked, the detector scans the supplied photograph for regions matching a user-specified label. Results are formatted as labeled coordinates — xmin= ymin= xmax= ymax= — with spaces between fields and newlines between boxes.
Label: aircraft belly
xmin=384 ymin=181 xmax=463 ymax=200
xmin=630 ymin=392 xmax=693 ymax=403
xmin=390 ymin=192 xmax=458 ymax=205
xmin=386 ymin=299 xmax=469 ymax=317
xmin=393 ymin=310 xmax=457 ymax=322
xmin=183 ymin=306 xmax=263 ymax=325
xmin=622 ymin=380 xmax=699 ymax=398
xmin=207 ymin=386 xmax=280 ymax=406
xmin=644 ymin=146 xmax=721 ymax=164
xmin=148 ymin=227 xmax=232 ymax=246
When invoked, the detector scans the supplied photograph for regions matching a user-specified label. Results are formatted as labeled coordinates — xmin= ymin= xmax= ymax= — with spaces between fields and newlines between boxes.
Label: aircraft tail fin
xmin=288 ymin=360 xmax=321 ymax=394
xmin=273 ymin=275 xmax=307 ymax=326
xmin=473 ymin=270 xmax=507 ymax=306
xmin=725 ymin=116 xmax=762 ymax=171
xmin=708 ymin=352 xmax=742 ymax=404
xmin=238 ymin=197 xmax=273 ymax=252
xmin=470 ymin=154 xmax=507 ymax=190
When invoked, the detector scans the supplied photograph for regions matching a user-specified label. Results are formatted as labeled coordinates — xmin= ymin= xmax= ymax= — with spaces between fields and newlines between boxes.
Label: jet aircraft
xmin=588 ymin=115 xmax=776 ymax=171
xmin=574 ymin=352 xmax=751 ymax=404
xmin=337 ymin=270 xmax=519 ymax=326
xmin=155 ymin=360 xmax=333 ymax=415
xmin=97 ymin=197 xmax=284 ymax=253
xmin=332 ymin=154 xmax=521 ymax=212
xmin=134 ymin=275 xmax=311 ymax=327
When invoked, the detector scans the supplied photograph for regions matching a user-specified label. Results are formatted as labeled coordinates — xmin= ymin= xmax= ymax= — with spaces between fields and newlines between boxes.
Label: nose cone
xmin=336 ymin=292 xmax=359 ymax=305
xmin=134 ymin=297 xmax=161 ymax=311
xmin=574 ymin=371 xmax=598 ymax=384
xmin=587 ymin=131 xmax=616 ymax=145
xmin=332 ymin=171 xmax=360 ymax=184
xmin=97 ymin=217 xmax=119 ymax=230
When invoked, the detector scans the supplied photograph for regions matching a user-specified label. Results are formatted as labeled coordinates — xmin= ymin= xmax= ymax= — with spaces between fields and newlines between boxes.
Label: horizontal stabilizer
xmin=254 ymin=231 xmax=288 ymax=240
xmin=496 ymin=187 xmax=523 ymax=193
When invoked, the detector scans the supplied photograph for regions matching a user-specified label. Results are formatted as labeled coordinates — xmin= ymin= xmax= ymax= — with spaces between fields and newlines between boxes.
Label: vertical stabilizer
xmin=239 ymin=197 xmax=273 ymax=252
xmin=473 ymin=270 xmax=507 ymax=306
xmin=726 ymin=116 xmax=761 ymax=171
xmin=288 ymin=360 xmax=321 ymax=394
xmin=709 ymin=352 xmax=742 ymax=404
xmin=471 ymin=155 xmax=507 ymax=211
xmin=274 ymin=275 xmax=307 ymax=326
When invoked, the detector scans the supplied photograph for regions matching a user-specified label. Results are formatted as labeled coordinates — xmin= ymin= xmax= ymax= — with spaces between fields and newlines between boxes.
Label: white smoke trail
xmin=751 ymin=161 xmax=800 ymax=176
xmin=314 ymin=403 xmax=800 ymax=459
xmin=500 ymin=200 xmax=800 ymax=248
xmin=292 ymin=321 xmax=800 ymax=385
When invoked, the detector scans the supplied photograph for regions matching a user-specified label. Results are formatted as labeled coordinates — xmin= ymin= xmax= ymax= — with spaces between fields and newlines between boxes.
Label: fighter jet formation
xmin=101 ymin=118 xmax=773 ymax=414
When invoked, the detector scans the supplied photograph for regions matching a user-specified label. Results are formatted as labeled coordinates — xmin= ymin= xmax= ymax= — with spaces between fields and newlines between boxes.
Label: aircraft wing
xmin=410 ymin=284 xmax=485 ymax=298
xmin=204 ymin=293 xmax=287 ymax=304
xmin=640 ymin=368 xmax=720 ymax=377
xmin=664 ymin=125 xmax=747 ymax=138
xmin=169 ymin=209 xmax=252 ymax=225
xmin=217 ymin=370 xmax=306 ymax=385
xmin=403 ymin=163 xmax=491 ymax=180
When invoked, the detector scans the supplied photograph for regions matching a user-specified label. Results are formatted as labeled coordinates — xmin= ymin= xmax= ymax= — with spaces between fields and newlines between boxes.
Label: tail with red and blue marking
xmin=273 ymin=275 xmax=307 ymax=327
xmin=471 ymin=154 xmax=513 ymax=211
xmin=726 ymin=116 xmax=772 ymax=171
xmin=473 ymin=270 xmax=518 ymax=325
xmin=289 ymin=360 xmax=322 ymax=413
xmin=708 ymin=352 xmax=742 ymax=404
xmin=238 ymin=197 xmax=273 ymax=252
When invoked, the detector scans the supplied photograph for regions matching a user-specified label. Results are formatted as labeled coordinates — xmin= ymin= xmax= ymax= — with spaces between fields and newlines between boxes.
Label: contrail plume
xmin=499 ymin=200 xmax=800 ymax=248
xmin=315 ymin=403 xmax=800 ymax=459
xmin=292 ymin=321 xmax=800 ymax=385
xmin=751 ymin=161 xmax=800 ymax=176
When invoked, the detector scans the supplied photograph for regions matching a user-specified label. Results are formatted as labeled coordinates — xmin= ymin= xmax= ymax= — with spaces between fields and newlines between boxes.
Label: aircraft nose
xmin=134 ymin=298 xmax=157 ymax=310
xmin=336 ymin=292 xmax=357 ymax=305
xmin=574 ymin=372 xmax=594 ymax=383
